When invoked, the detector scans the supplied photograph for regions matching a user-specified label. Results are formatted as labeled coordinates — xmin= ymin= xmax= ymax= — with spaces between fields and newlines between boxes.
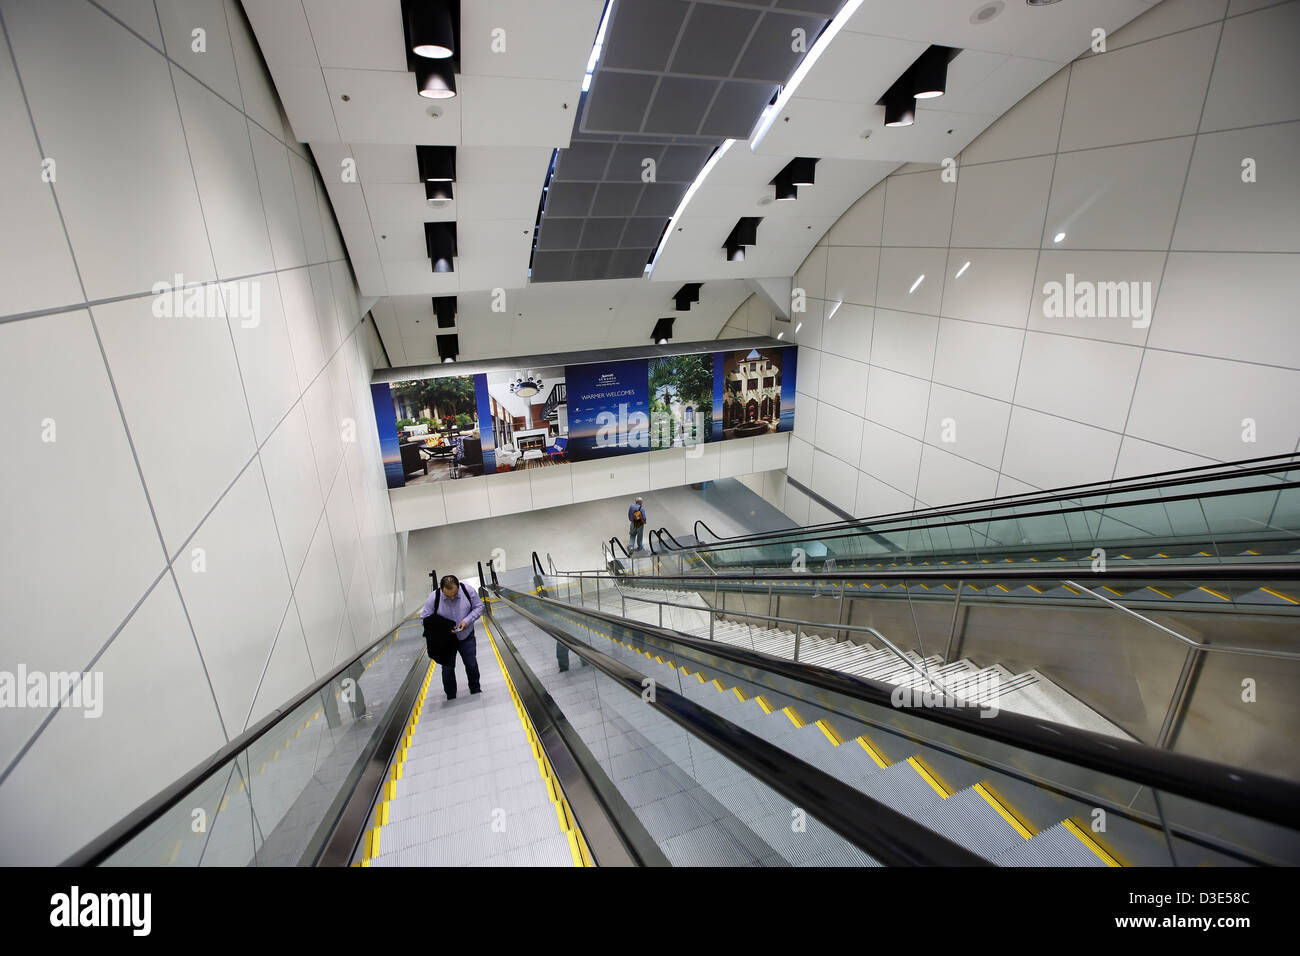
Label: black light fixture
xmin=417 ymin=61 xmax=457 ymax=99
xmin=724 ymin=218 xmax=761 ymax=262
xmin=425 ymin=222 xmax=457 ymax=272
xmin=909 ymin=45 xmax=960 ymax=99
xmin=417 ymin=145 xmax=456 ymax=182
xmin=651 ymin=317 xmax=674 ymax=345
xmin=432 ymin=296 xmax=457 ymax=328
xmin=878 ymin=45 xmax=961 ymax=127
xmin=770 ymin=157 xmax=818 ymax=201
xmin=436 ymin=333 xmax=459 ymax=363
xmin=673 ymin=283 xmax=702 ymax=311
xmin=787 ymin=157 xmax=818 ymax=186
xmin=425 ymin=181 xmax=453 ymax=204
xmin=773 ymin=171 xmax=798 ymax=201
xmin=405 ymin=0 xmax=456 ymax=59
xmin=881 ymin=89 xmax=916 ymax=127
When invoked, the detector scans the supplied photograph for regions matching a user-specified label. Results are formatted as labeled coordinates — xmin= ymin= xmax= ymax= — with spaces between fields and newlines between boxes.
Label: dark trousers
xmin=442 ymin=631 xmax=480 ymax=697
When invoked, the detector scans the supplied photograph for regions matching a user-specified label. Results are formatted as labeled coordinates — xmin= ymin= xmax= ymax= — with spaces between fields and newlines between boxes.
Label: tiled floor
xmin=405 ymin=476 xmax=796 ymax=602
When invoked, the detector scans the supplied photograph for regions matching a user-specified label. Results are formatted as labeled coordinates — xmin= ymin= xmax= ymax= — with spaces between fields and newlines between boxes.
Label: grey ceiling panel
xmin=644 ymin=76 xmax=717 ymax=135
xmin=583 ymin=72 xmax=660 ymax=133
xmin=536 ymin=218 xmax=585 ymax=250
xmin=544 ymin=182 xmax=597 ymax=217
xmin=656 ymin=144 xmax=715 ymax=181
xmin=530 ymin=251 xmax=574 ymax=281
xmin=592 ymin=182 xmax=644 ymax=217
xmin=601 ymin=0 xmax=691 ymax=72
xmin=700 ymin=80 xmax=779 ymax=139
xmin=669 ymin=5 xmax=759 ymax=77
xmin=570 ymin=250 xmax=614 ymax=281
xmin=622 ymin=217 xmax=669 ymax=247
xmin=606 ymin=144 xmax=667 ymax=182
xmin=771 ymin=0 xmax=847 ymax=15
xmin=579 ymin=218 xmax=627 ymax=249
xmin=635 ymin=182 xmax=690 ymax=218
xmin=609 ymin=249 xmax=655 ymax=278
xmin=733 ymin=12 xmax=827 ymax=83
xmin=553 ymin=142 xmax=614 ymax=181
xmin=530 ymin=0 xmax=836 ymax=284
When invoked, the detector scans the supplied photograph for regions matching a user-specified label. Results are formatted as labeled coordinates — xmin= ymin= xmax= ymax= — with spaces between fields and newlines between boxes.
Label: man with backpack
xmin=627 ymin=496 xmax=647 ymax=552
xmin=420 ymin=574 xmax=485 ymax=700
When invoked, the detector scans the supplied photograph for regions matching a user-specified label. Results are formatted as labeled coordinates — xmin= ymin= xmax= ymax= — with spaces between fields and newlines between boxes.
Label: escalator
xmin=59 ymin=455 xmax=1300 ymax=868
xmin=495 ymin=564 xmax=1300 ymax=866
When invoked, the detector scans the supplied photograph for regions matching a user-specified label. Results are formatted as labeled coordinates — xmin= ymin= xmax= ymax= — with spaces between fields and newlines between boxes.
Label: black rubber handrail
xmin=531 ymin=551 xmax=546 ymax=577
xmin=516 ymin=588 xmax=1300 ymax=833
xmin=675 ymin=477 xmax=1300 ymax=561
xmin=680 ymin=454 xmax=1300 ymax=552
xmin=551 ymin=563 xmax=1300 ymax=584
xmin=62 ymin=619 xmax=421 ymax=866
xmin=607 ymin=536 xmax=631 ymax=559
xmin=495 ymin=586 xmax=988 ymax=865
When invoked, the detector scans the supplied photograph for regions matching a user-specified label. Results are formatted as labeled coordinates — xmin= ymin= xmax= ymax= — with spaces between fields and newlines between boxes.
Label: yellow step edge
xmin=565 ymin=828 xmax=584 ymax=867
xmin=907 ymin=757 xmax=951 ymax=798
xmin=1197 ymin=586 xmax=1230 ymax=602
xmin=1260 ymin=587 xmax=1299 ymax=605
xmin=995 ymin=584 xmax=1010 ymax=593
xmin=1146 ymin=586 xmax=1174 ymax=599
xmin=1102 ymin=586 xmax=1124 ymax=597
xmin=711 ymin=678 xmax=726 ymax=692
xmin=695 ymin=672 xmax=707 ymax=683
xmin=732 ymin=686 xmax=748 ymax=702
xmin=973 ymin=784 xmax=1032 ymax=840
xmin=1026 ymin=585 xmax=1043 ymax=594
xmin=755 ymin=695 xmax=774 ymax=714
xmin=1063 ymin=585 xmax=1080 ymax=595
xmin=856 ymin=736 xmax=890 ymax=769
xmin=1061 ymin=819 xmax=1122 ymax=867
xmin=815 ymin=718 xmax=842 ymax=746
xmin=783 ymin=706 xmax=806 ymax=729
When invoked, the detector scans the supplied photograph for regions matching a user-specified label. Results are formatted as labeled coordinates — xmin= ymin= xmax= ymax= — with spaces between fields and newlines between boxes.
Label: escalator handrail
xmin=518 ymin=588 xmax=1300 ymax=832
xmin=495 ymin=586 xmax=988 ymax=865
xmin=531 ymin=551 xmax=545 ymax=577
xmin=607 ymin=537 xmax=631 ymax=559
xmin=61 ymin=619 xmax=420 ymax=866
xmin=657 ymin=527 xmax=686 ymax=550
xmin=664 ymin=455 xmax=1300 ymax=553
xmin=658 ymin=476 xmax=1300 ymax=560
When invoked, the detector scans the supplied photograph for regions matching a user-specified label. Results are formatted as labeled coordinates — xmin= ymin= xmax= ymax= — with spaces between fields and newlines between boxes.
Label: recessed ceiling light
xmin=955 ymin=261 xmax=971 ymax=278
xmin=909 ymin=274 xmax=925 ymax=294
xmin=1053 ymin=232 xmax=1066 ymax=243
xmin=795 ymin=322 xmax=803 ymax=333
xmin=970 ymin=1 xmax=1005 ymax=24
xmin=1026 ymin=0 xmax=1064 ymax=6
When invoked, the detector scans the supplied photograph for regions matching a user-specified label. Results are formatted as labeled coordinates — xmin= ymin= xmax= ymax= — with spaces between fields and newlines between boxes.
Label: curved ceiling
xmin=241 ymin=0 xmax=1158 ymax=365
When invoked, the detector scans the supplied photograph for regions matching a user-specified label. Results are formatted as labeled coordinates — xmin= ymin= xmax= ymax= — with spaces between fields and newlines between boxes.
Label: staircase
xmin=612 ymin=584 xmax=1134 ymax=739
xmin=546 ymin=598 xmax=1120 ymax=866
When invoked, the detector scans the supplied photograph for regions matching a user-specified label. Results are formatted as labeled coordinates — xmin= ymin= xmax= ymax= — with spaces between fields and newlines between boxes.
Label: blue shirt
xmin=420 ymin=585 xmax=484 ymax=640
xmin=629 ymin=502 xmax=646 ymax=524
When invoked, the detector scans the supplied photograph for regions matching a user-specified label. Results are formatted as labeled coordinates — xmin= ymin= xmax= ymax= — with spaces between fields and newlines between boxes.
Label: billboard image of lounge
xmin=564 ymin=359 xmax=650 ymax=461
xmin=484 ymin=366 xmax=568 ymax=472
xmin=389 ymin=374 xmax=488 ymax=485
xmin=649 ymin=353 xmax=712 ymax=450
xmin=715 ymin=346 xmax=796 ymax=440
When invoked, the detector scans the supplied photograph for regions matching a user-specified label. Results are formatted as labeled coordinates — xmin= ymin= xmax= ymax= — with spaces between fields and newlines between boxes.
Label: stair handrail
xmin=653 ymin=476 xmax=1300 ymax=561
xmin=560 ymin=564 xmax=1300 ymax=663
xmin=659 ymin=455 xmax=1300 ymax=554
